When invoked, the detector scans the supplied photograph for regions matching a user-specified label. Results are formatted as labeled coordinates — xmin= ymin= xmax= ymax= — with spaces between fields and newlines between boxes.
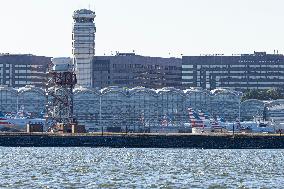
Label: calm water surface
xmin=0 ymin=147 xmax=283 ymax=188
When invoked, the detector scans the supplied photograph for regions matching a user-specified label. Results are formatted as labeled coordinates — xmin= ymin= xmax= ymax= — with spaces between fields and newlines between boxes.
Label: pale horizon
xmin=0 ymin=0 xmax=283 ymax=58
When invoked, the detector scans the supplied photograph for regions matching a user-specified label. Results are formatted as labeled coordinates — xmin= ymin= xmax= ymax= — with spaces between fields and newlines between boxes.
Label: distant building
xmin=92 ymin=53 xmax=182 ymax=89
xmin=182 ymin=52 xmax=284 ymax=91
xmin=72 ymin=9 xmax=96 ymax=88
xmin=0 ymin=54 xmax=51 ymax=88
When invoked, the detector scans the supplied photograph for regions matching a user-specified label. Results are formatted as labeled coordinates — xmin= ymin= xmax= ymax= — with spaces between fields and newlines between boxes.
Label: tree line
xmin=241 ymin=88 xmax=284 ymax=101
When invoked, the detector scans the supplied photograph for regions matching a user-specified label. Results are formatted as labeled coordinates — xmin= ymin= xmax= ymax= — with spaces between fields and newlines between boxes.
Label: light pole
xmin=238 ymin=98 xmax=241 ymax=122
xmin=238 ymin=92 xmax=243 ymax=122
xmin=99 ymin=95 xmax=102 ymax=135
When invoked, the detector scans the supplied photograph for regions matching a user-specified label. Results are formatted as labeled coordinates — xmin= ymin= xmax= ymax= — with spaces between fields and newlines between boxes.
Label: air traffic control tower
xmin=72 ymin=9 xmax=96 ymax=88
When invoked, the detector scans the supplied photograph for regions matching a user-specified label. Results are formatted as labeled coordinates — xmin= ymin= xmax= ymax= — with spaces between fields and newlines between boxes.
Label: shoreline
xmin=0 ymin=132 xmax=283 ymax=148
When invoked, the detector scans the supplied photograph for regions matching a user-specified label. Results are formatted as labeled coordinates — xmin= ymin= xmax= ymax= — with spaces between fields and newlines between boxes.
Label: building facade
xmin=93 ymin=53 xmax=182 ymax=89
xmin=182 ymin=52 xmax=284 ymax=91
xmin=3 ymin=85 xmax=281 ymax=130
xmin=0 ymin=85 xmax=45 ymax=117
xmin=0 ymin=54 xmax=51 ymax=88
xmin=265 ymin=100 xmax=284 ymax=123
xmin=71 ymin=86 xmax=242 ymax=129
xmin=72 ymin=9 xmax=96 ymax=88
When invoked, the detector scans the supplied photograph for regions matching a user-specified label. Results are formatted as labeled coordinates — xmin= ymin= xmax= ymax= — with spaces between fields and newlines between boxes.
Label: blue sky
xmin=0 ymin=0 xmax=283 ymax=57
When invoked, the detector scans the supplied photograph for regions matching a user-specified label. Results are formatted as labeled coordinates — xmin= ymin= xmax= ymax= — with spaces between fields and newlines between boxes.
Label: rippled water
xmin=0 ymin=148 xmax=283 ymax=188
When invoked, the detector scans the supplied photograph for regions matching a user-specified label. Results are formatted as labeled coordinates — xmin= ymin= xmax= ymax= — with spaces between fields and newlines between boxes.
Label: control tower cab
xmin=73 ymin=9 xmax=95 ymax=22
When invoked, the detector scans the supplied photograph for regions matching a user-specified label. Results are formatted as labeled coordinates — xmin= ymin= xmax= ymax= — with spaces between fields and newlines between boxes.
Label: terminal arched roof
xmin=210 ymin=88 xmax=241 ymax=96
xmin=128 ymin=87 xmax=157 ymax=97
xmin=0 ymin=86 xmax=17 ymax=94
xmin=100 ymin=86 xmax=128 ymax=96
xmin=74 ymin=86 xmax=100 ymax=96
xmin=156 ymin=87 xmax=184 ymax=96
xmin=17 ymin=85 xmax=45 ymax=95
xmin=184 ymin=88 xmax=210 ymax=96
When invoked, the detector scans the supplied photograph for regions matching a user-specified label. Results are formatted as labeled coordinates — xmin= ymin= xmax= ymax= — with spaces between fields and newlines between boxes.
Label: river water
xmin=0 ymin=147 xmax=283 ymax=188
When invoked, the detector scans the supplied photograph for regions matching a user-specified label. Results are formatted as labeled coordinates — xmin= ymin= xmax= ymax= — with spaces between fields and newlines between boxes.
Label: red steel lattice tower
xmin=45 ymin=58 xmax=77 ymax=127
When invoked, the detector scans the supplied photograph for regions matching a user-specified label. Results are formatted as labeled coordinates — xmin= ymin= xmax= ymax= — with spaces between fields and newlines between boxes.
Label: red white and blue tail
xmin=188 ymin=108 xmax=204 ymax=127
xmin=210 ymin=119 xmax=222 ymax=129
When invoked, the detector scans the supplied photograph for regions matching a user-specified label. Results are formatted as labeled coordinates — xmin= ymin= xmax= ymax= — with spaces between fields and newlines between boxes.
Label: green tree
xmin=241 ymin=88 xmax=284 ymax=101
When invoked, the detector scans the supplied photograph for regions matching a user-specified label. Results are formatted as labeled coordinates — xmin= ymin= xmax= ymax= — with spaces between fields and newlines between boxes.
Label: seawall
xmin=0 ymin=133 xmax=284 ymax=148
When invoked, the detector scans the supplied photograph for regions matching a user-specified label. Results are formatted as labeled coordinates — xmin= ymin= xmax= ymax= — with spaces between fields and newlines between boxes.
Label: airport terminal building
xmin=0 ymin=54 xmax=51 ymax=88
xmin=0 ymin=85 xmax=273 ymax=131
xmin=182 ymin=52 xmax=284 ymax=91
xmin=93 ymin=53 xmax=182 ymax=89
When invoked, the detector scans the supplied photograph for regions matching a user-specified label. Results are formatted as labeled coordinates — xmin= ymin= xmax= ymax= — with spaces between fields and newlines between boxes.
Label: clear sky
xmin=0 ymin=0 xmax=283 ymax=57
